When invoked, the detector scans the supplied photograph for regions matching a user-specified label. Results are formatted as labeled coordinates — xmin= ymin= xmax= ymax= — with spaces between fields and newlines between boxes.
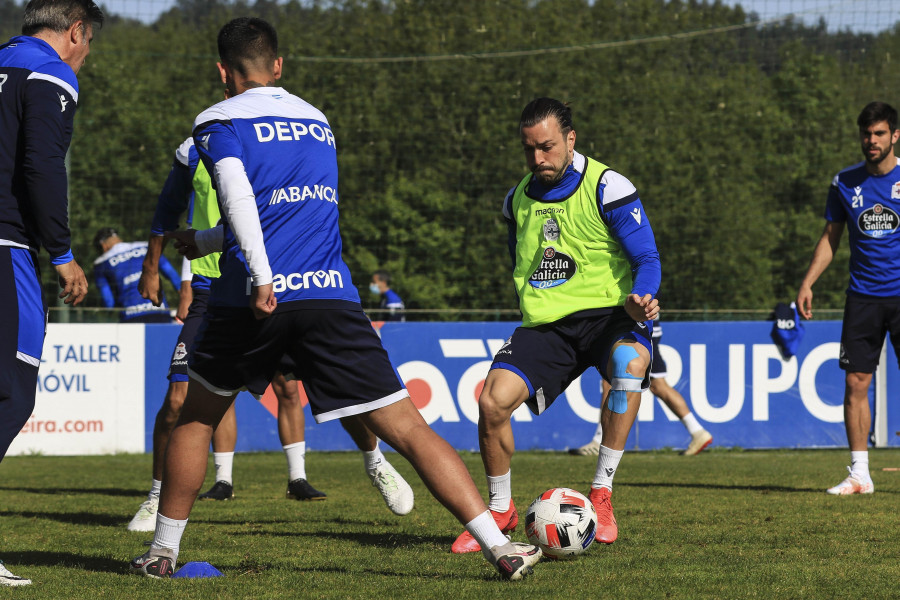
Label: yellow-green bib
xmin=189 ymin=160 xmax=222 ymax=278
xmin=511 ymin=157 xmax=632 ymax=327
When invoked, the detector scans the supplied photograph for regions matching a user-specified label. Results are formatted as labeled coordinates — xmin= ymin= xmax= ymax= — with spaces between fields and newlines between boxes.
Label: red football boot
xmin=451 ymin=502 xmax=519 ymax=554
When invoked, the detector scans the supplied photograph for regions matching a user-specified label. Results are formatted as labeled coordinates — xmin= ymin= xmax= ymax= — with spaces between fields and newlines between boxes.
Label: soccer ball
xmin=525 ymin=488 xmax=597 ymax=559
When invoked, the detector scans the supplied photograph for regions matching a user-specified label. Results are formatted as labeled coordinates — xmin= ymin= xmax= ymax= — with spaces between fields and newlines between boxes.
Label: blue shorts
xmin=167 ymin=288 xmax=209 ymax=382
xmin=188 ymin=304 xmax=406 ymax=423
xmin=0 ymin=247 xmax=46 ymax=460
xmin=490 ymin=308 xmax=652 ymax=415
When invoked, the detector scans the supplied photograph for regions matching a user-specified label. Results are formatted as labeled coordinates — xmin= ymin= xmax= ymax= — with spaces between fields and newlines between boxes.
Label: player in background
xmin=369 ymin=269 xmax=405 ymax=322
xmin=796 ymin=101 xmax=900 ymax=496
xmin=129 ymin=18 xmax=540 ymax=581
xmin=128 ymin=136 xmax=413 ymax=532
xmin=570 ymin=319 xmax=712 ymax=456
xmin=451 ymin=98 xmax=660 ymax=554
xmin=0 ymin=0 xmax=102 ymax=586
xmin=93 ymin=227 xmax=179 ymax=323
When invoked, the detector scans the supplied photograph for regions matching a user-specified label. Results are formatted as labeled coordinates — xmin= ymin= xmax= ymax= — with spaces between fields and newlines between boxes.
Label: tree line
xmin=2 ymin=0 xmax=898 ymax=319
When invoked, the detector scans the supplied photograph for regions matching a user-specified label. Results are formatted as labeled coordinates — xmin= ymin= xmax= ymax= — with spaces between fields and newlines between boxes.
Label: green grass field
xmin=2 ymin=448 xmax=900 ymax=599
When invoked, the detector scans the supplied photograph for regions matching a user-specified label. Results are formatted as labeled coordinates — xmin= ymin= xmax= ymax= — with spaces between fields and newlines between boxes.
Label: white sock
xmin=284 ymin=441 xmax=307 ymax=481
xmin=152 ymin=514 xmax=188 ymax=560
xmin=681 ymin=413 xmax=704 ymax=435
xmin=364 ymin=444 xmax=386 ymax=476
xmin=487 ymin=470 xmax=511 ymax=513
xmin=213 ymin=452 xmax=234 ymax=484
xmin=465 ymin=511 xmax=512 ymax=564
xmin=850 ymin=451 xmax=870 ymax=480
xmin=149 ymin=479 xmax=162 ymax=499
xmin=593 ymin=445 xmax=624 ymax=490
xmin=591 ymin=422 xmax=603 ymax=444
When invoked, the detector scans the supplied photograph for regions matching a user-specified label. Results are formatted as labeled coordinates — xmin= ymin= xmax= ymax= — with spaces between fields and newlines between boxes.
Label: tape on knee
xmin=608 ymin=345 xmax=643 ymax=414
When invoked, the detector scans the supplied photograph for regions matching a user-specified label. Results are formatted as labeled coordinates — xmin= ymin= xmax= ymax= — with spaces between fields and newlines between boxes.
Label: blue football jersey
xmin=93 ymin=241 xmax=178 ymax=321
xmin=0 ymin=36 xmax=79 ymax=264
xmin=825 ymin=157 xmax=900 ymax=297
xmin=192 ymin=87 xmax=359 ymax=309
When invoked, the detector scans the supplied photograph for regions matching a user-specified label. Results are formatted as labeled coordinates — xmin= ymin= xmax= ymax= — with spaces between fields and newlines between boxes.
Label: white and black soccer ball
xmin=525 ymin=487 xmax=597 ymax=559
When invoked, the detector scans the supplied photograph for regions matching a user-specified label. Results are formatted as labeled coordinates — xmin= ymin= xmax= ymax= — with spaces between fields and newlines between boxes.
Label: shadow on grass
xmin=0 ymin=486 xmax=145 ymax=497
xmin=11 ymin=550 xmax=125 ymax=573
xmin=616 ymin=480 xmax=899 ymax=494
xmin=228 ymin=525 xmax=451 ymax=548
xmin=0 ymin=509 xmax=124 ymax=527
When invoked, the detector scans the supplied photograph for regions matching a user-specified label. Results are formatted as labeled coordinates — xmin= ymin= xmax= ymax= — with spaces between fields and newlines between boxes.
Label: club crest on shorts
xmin=173 ymin=342 xmax=187 ymax=361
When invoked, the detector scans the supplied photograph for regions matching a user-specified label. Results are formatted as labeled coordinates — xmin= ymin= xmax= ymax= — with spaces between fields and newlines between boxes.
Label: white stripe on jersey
xmin=194 ymin=87 xmax=328 ymax=129
xmin=93 ymin=241 xmax=147 ymax=265
xmin=0 ymin=239 xmax=32 ymax=251
xmin=175 ymin=137 xmax=194 ymax=167
xmin=598 ymin=169 xmax=638 ymax=208
xmin=26 ymin=71 xmax=78 ymax=103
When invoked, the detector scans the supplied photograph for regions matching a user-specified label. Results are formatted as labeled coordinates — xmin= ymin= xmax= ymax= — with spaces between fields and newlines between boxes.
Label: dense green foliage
xmin=3 ymin=0 xmax=899 ymax=318
xmin=2 ymin=449 xmax=900 ymax=598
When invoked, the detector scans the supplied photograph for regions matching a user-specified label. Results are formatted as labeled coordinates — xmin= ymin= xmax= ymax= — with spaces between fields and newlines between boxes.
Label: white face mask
xmin=369 ymin=283 xmax=381 ymax=295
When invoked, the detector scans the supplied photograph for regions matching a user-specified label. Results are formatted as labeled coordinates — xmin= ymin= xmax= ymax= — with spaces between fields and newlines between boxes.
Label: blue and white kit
xmin=0 ymin=35 xmax=81 ymax=459
xmin=93 ymin=241 xmax=179 ymax=322
xmin=825 ymin=157 xmax=900 ymax=298
xmin=188 ymin=87 xmax=404 ymax=423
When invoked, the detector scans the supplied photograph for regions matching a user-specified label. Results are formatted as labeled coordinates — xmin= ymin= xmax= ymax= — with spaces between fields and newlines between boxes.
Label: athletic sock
xmin=149 ymin=478 xmax=162 ymax=499
xmin=487 ymin=470 xmax=512 ymax=513
xmin=364 ymin=444 xmax=386 ymax=476
xmin=152 ymin=514 xmax=187 ymax=561
xmin=681 ymin=412 xmax=704 ymax=435
xmin=591 ymin=422 xmax=603 ymax=445
xmin=593 ymin=445 xmax=624 ymax=490
xmin=213 ymin=452 xmax=234 ymax=484
xmin=850 ymin=450 xmax=871 ymax=481
xmin=284 ymin=441 xmax=307 ymax=481
xmin=464 ymin=511 xmax=512 ymax=564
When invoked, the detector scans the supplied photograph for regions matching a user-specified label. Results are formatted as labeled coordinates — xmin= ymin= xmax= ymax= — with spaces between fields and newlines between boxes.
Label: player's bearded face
xmin=860 ymin=120 xmax=899 ymax=166
xmin=521 ymin=119 xmax=576 ymax=186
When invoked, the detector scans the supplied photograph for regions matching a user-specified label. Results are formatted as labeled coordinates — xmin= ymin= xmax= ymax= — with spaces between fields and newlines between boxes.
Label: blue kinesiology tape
xmin=608 ymin=345 xmax=642 ymax=414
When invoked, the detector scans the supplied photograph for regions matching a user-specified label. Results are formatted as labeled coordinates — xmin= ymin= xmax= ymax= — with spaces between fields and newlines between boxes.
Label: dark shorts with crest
xmin=839 ymin=294 xmax=900 ymax=373
xmin=188 ymin=303 xmax=406 ymax=423
xmin=167 ymin=287 xmax=209 ymax=382
xmin=489 ymin=308 xmax=652 ymax=415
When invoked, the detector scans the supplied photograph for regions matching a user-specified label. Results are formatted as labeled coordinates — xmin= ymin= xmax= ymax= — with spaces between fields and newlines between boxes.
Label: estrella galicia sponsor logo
xmin=247 ymin=269 xmax=345 ymax=294
xmin=528 ymin=246 xmax=577 ymax=289
xmin=857 ymin=203 xmax=899 ymax=238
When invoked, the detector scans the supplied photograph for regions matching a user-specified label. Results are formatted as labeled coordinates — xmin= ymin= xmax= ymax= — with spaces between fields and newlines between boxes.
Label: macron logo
xmin=630 ymin=208 xmax=642 ymax=224
xmin=58 ymin=93 xmax=68 ymax=112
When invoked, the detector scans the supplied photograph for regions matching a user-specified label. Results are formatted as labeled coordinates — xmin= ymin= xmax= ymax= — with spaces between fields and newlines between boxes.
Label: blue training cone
xmin=171 ymin=561 xmax=224 ymax=578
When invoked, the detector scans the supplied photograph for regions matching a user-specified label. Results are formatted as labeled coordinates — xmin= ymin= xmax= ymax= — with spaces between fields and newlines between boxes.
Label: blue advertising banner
xmin=142 ymin=321 xmax=900 ymax=453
